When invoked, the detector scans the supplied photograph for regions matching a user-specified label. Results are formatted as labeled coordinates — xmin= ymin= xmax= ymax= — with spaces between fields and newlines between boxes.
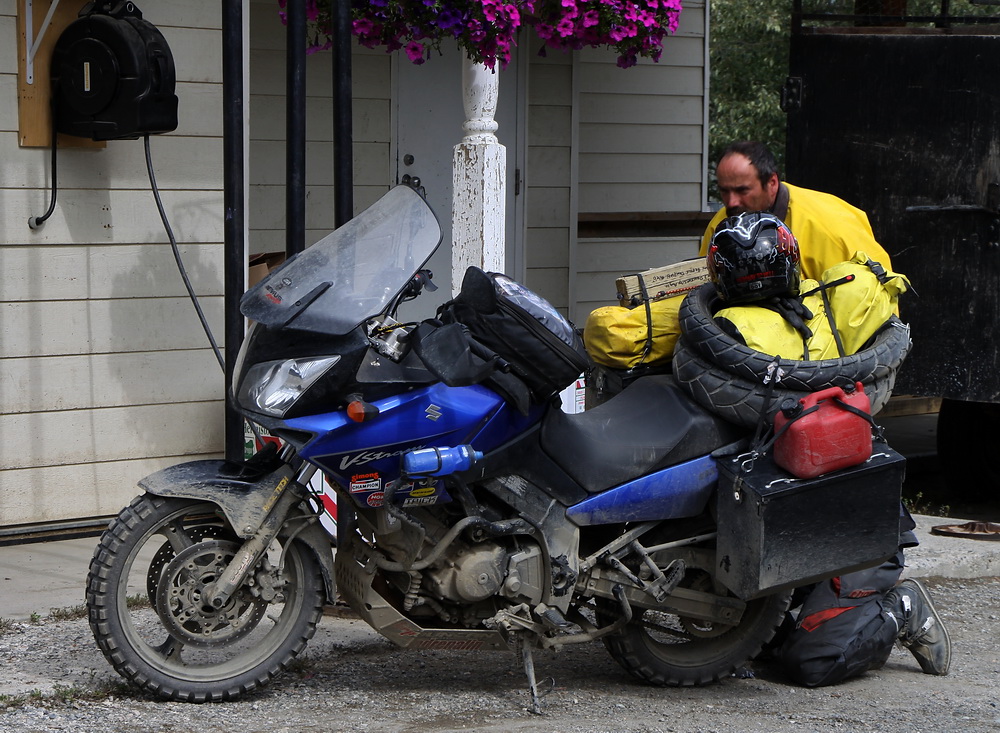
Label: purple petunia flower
xmin=405 ymin=40 xmax=426 ymax=63
xmin=293 ymin=0 xmax=686 ymax=70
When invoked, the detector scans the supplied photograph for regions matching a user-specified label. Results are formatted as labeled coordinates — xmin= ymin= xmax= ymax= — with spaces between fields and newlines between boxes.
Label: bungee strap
xmin=635 ymin=274 xmax=654 ymax=367
xmin=800 ymin=274 xmax=856 ymax=358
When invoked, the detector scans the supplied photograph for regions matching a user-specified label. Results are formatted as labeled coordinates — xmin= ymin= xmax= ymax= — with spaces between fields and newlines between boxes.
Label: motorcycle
xmin=86 ymin=185 xmax=904 ymax=709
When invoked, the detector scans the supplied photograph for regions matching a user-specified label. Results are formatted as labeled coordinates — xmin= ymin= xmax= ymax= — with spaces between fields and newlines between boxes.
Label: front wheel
xmin=87 ymin=494 xmax=325 ymax=702
xmin=602 ymin=570 xmax=791 ymax=687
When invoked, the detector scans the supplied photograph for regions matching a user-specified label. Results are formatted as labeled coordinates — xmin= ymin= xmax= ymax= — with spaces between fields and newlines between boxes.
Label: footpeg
xmin=648 ymin=558 xmax=685 ymax=602
xmin=537 ymin=605 xmax=572 ymax=630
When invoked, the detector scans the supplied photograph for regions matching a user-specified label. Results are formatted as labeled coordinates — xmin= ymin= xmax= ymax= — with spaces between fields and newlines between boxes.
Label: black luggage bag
xmin=438 ymin=267 xmax=590 ymax=402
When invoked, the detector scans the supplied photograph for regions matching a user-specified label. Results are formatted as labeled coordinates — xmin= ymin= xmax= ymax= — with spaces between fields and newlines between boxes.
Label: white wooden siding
xmin=0 ymin=2 xmax=225 ymax=527
xmin=576 ymin=1 xmax=707 ymax=215
xmin=0 ymin=457 xmax=214 ymax=527
xmin=525 ymin=53 xmax=575 ymax=313
xmin=571 ymin=1 xmax=708 ymax=324
xmin=575 ymin=236 xmax=700 ymax=320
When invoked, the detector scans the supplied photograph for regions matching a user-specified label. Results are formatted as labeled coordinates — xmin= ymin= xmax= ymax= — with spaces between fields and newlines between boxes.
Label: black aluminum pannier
xmin=715 ymin=443 xmax=906 ymax=600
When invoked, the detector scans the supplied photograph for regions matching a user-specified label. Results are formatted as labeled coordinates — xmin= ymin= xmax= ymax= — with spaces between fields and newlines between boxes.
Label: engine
xmin=369 ymin=503 xmax=547 ymax=627
xmin=424 ymin=538 xmax=545 ymax=605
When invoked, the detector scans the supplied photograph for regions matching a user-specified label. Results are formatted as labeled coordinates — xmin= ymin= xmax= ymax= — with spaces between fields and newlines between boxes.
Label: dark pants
xmin=779 ymin=550 xmax=905 ymax=688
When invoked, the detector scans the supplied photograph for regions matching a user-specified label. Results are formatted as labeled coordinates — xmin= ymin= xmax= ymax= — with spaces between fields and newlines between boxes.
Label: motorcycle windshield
xmin=240 ymin=186 xmax=442 ymax=335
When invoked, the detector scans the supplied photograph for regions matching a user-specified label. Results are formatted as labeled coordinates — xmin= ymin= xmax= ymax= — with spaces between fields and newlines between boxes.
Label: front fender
xmin=139 ymin=459 xmax=298 ymax=539
xmin=139 ymin=459 xmax=337 ymax=603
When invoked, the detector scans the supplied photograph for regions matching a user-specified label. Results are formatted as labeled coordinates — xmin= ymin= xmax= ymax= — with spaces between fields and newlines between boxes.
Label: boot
xmin=884 ymin=578 xmax=951 ymax=675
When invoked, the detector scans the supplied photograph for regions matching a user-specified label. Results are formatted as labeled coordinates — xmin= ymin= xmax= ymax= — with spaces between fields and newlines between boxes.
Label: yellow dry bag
xmin=584 ymin=295 xmax=683 ymax=369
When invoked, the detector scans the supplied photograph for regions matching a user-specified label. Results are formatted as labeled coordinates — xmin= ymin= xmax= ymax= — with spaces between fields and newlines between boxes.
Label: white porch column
xmin=451 ymin=57 xmax=506 ymax=296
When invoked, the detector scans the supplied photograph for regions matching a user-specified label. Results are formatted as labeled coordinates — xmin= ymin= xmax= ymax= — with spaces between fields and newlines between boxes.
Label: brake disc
xmin=154 ymin=539 xmax=268 ymax=647
xmin=146 ymin=525 xmax=230 ymax=602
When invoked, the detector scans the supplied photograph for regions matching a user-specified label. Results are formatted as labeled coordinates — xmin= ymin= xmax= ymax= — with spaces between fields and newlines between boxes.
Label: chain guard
xmin=678 ymin=571 xmax=732 ymax=638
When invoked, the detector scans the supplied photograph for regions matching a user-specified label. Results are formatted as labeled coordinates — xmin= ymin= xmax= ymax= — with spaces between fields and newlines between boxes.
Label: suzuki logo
xmin=425 ymin=404 xmax=443 ymax=421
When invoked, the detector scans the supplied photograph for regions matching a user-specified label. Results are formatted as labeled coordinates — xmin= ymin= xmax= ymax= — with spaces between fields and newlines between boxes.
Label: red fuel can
xmin=773 ymin=382 xmax=873 ymax=479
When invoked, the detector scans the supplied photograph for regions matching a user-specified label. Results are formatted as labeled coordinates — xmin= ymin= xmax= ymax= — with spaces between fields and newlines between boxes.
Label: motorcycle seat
xmin=540 ymin=375 xmax=743 ymax=494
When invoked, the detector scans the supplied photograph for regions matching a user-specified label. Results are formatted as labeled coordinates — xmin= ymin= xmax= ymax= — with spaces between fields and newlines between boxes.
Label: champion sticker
xmin=350 ymin=472 xmax=381 ymax=493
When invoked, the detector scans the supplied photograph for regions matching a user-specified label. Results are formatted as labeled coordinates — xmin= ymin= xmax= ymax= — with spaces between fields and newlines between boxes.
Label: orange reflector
xmin=347 ymin=400 xmax=379 ymax=423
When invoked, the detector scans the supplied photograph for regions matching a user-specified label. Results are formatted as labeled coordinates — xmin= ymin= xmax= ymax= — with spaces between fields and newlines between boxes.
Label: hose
xmin=28 ymin=120 xmax=58 ymax=229
xmin=143 ymin=134 xmax=226 ymax=373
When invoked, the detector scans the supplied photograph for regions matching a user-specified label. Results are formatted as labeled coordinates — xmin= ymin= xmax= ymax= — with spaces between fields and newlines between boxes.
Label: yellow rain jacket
xmin=699 ymin=183 xmax=893 ymax=280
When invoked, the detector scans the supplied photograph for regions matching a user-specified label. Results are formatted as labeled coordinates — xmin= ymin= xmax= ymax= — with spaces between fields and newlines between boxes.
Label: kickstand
xmin=516 ymin=637 xmax=546 ymax=715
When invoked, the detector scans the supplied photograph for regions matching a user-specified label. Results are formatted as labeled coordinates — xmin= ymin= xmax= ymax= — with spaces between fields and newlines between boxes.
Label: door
xmin=393 ymin=47 xmax=525 ymax=321
xmin=785 ymin=31 xmax=1000 ymax=402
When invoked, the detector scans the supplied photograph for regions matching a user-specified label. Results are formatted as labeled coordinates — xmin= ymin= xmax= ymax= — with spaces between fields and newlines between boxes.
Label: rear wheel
xmin=87 ymin=494 xmax=325 ymax=702
xmin=602 ymin=568 xmax=790 ymax=687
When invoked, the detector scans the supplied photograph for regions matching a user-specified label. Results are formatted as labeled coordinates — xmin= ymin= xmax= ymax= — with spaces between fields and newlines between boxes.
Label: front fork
xmin=138 ymin=451 xmax=338 ymax=604
xmin=203 ymin=463 xmax=317 ymax=609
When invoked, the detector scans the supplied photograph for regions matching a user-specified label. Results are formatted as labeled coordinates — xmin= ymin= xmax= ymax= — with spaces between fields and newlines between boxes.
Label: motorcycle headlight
xmin=237 ymin=356 xmax=341 ymax=417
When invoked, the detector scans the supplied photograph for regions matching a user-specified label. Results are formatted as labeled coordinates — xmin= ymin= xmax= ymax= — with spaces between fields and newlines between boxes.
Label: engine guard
xmin=335 ymin=531 xmax=509 ymax=652
xmin=138 ymin=459 xmax=337 ymax=603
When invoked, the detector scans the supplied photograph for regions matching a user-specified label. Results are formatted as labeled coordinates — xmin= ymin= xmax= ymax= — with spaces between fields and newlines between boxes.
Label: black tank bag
xmin=438 ymin=267 xmax=590 ymax=402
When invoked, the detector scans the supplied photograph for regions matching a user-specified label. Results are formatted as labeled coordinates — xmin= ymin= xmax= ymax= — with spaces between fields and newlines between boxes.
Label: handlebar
xmin=387 ymin=269 xmax=437 ymax=317
xmin=407 ymin=269 xmax=437 ymax=296
xmin=467 ymin=336 xmax=512 ymax=374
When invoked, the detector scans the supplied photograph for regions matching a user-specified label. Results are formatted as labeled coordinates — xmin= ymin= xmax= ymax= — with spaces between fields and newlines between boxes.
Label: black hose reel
xmin=29 ymin=0 xmax=178 ymax=228
xmin=50 ymin=1 xmax=178 ymax=141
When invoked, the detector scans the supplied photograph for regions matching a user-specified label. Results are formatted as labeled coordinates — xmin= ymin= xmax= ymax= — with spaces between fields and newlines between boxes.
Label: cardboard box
xmin=615 ymin=258 xmax=710 ymax=306
xmin=248 ymin=251 xmax=286 ymax=288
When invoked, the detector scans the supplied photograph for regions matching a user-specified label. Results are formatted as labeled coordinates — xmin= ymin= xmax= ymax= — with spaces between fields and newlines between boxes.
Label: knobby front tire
xmin=87 ymin=493 xmax=325 ymax=702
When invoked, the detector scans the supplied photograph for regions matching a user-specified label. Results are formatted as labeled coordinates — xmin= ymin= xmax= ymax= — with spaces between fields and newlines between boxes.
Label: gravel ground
xmin=1 ymin=576 xmax=998 ymax=733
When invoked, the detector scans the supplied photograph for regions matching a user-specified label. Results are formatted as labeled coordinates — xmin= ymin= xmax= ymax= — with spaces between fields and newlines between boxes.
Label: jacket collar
xmin=771 ymin=182 xmax=790 ymax=222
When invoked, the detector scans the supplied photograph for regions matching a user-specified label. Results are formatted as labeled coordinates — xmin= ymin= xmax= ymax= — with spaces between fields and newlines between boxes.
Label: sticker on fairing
xmin=350 ymin=472 xmax=381 ymax=493
xmin=402 ymin=495 xmax=438 ymax=507
xmin=366 ymin=491 xmax=385 ymax=508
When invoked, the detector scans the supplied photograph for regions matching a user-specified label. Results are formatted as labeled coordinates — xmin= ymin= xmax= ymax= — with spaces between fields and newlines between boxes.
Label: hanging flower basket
xmin=279 ymin=1 xmax=683 ymax=70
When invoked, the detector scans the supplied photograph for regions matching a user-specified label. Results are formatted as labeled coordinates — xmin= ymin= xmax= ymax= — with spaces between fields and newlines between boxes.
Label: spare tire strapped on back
xmin=673 ymin=284 xmax=911 ymax=427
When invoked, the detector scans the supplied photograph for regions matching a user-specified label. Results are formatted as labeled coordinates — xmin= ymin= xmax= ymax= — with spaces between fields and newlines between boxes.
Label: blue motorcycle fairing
xmin=566 ymin=454 xmax=718 ymax=525
xmin=284 ymin=382 xmax=542 ymax=501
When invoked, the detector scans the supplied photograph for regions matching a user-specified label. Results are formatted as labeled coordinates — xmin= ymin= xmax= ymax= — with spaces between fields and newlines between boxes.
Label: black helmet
xmin=707 ymin=212 xmax=801 ymax=304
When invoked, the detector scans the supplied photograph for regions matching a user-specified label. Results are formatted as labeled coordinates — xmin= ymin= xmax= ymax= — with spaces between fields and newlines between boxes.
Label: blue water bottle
xmin=402 ymin=445 xmax=483 ymax=477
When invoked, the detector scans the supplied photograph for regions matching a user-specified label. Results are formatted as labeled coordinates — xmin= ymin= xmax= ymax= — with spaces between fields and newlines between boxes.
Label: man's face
xmin=716 ymin=153 xmax=779 ymax=216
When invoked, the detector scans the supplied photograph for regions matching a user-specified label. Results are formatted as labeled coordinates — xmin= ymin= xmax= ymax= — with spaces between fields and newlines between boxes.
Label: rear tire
xmin=602 ymin=576 xmax=791 ymax=687
xmin=87 ymin=493 xmax=325 ymax=702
